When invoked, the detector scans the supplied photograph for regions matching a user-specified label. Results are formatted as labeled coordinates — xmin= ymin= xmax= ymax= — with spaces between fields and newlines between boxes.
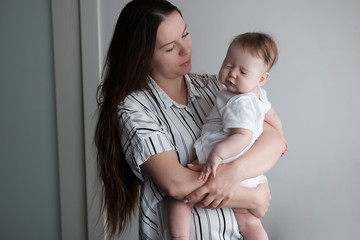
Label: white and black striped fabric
xmin=118 ymin=73 xmax=243 ymax=240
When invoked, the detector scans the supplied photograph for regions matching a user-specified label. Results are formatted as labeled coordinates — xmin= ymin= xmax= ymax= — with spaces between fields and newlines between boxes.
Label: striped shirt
xmin=118 ymin=73 xmax=243 ymax=240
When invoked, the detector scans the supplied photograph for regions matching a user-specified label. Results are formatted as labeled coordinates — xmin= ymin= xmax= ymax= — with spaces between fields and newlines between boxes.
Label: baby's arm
xmin=265 ymin=107 xmax=287 ymax=155
xmin=199 ymin=128 xmax=253 ymax=181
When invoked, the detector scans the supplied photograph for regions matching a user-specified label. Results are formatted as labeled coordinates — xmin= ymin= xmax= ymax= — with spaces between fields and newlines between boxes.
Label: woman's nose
xmin=179 ymin=41 xmax=192 ymax=56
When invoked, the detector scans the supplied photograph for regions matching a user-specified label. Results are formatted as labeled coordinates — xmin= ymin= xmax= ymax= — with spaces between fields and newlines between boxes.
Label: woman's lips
xmin=181 ymin=59 xmax=191 ymax=66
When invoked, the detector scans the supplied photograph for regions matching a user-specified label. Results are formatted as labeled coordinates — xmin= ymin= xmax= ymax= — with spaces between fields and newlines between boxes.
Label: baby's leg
xmin=167 ymin=197 xmax=191 ymax=240
xmin=233 ymin=208 xmax=268 ymax=240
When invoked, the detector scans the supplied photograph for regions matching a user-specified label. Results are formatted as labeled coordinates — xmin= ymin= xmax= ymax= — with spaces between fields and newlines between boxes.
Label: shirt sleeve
xmin=118 ymin=99 xmax=176 ymax=181
xmin=221 ymin=95 xmax=257 ymax=133
xmin=259 ymin=87 xmax=272 ymax=113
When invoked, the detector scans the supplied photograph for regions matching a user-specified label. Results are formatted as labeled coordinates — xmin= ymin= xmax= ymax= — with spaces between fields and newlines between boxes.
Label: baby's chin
xmin=224 ymin=85 xmax=240 ymax=94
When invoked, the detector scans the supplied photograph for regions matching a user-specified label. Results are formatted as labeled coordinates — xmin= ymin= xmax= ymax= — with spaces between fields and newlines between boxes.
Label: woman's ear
xmin=258 ymin=72 xmax=270 ymax=86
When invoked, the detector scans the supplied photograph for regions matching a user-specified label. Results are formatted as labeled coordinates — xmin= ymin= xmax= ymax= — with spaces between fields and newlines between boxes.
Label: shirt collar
xmin=147 ymin=74 xmax=200 ymax=109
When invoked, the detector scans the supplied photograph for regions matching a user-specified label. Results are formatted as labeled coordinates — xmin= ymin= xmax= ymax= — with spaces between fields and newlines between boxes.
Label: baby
xmin=168 ymin=32 xmax=287 ymax=240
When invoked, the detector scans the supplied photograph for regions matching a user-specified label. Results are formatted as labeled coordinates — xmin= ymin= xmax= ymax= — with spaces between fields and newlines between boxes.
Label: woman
xmin=95 ymin=0 xmax=286 ymax=239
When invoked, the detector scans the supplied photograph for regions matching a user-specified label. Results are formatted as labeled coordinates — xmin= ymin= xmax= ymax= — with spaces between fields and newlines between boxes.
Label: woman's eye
xmin=166 ymin=46 xmax=175 ymax=52
xmin=182 ymin=32 xmax=190 ymax=38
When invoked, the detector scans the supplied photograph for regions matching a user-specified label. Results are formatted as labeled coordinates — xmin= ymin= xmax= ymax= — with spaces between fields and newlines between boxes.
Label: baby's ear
xmin=259 ymin=72 xmax=270 ymax=86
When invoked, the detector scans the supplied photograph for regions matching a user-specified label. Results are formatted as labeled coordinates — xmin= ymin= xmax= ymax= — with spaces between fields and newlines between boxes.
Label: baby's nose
xmin=229 ymin=69 xmax=237 ymax=78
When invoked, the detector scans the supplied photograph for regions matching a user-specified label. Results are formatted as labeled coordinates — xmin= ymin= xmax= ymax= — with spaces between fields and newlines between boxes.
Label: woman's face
xmin=150 ymin=11 xmax=192 ymax=82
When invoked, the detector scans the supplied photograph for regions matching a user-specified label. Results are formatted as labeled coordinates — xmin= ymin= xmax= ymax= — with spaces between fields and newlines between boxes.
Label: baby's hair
xmin=231 ymin=32 xmax=278 ymax=71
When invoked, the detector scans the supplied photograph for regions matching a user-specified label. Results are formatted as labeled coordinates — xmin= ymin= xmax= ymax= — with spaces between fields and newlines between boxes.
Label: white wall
xmin=99 ymin=0 xmax=360 ymax=239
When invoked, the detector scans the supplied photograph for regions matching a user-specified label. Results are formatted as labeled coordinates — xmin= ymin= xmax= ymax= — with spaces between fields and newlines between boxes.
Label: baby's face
xmin=218 ymin=45 xmax=268 ymax=94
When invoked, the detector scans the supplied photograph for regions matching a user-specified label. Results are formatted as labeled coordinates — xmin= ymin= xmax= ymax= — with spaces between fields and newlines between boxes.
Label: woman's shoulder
xmin=118 ymin=87 xmax=157 ymax=116
xmin=188 ymin=72 xmax=218 ymax=84
xmin=120 ymin=89 xmax=148 ymax=107
xmin=188 ymin=73 xmax=222 ymax=91
xmin=188 ymin=72 xmax=217 ymax=80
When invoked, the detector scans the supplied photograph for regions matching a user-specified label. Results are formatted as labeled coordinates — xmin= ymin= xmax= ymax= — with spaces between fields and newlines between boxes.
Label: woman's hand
xmin=186 ymin=162 xmax=271 ymax=218
xmin=185 ymin=161 xmax=244 ymax=209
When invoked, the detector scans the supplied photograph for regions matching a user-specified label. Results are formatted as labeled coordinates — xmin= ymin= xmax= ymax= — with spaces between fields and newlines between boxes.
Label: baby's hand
xmin=199 ymin=155 xmax=222 ymax=182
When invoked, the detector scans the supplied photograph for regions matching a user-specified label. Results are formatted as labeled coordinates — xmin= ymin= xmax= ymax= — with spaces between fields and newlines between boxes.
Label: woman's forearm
xmin=233 ymin=122 xmax=286 ymax=181
xmin=141 ymin=150 xmax=204 ymax=200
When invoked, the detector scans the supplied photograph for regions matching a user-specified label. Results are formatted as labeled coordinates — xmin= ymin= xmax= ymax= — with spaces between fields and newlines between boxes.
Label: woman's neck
xmin=155 ymin=75 xmax=188 ymax=105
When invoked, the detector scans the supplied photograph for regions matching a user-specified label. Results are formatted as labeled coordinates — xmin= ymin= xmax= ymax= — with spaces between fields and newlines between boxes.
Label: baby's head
xmin=219 ymin=32 xmax=278 ymax=94
xmin=230 ymin=32 xmax=278 ymax=71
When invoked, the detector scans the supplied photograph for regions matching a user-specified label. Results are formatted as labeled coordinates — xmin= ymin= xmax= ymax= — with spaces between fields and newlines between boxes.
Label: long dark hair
xmin=95 ymin=0 xmax=181 ymax=237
